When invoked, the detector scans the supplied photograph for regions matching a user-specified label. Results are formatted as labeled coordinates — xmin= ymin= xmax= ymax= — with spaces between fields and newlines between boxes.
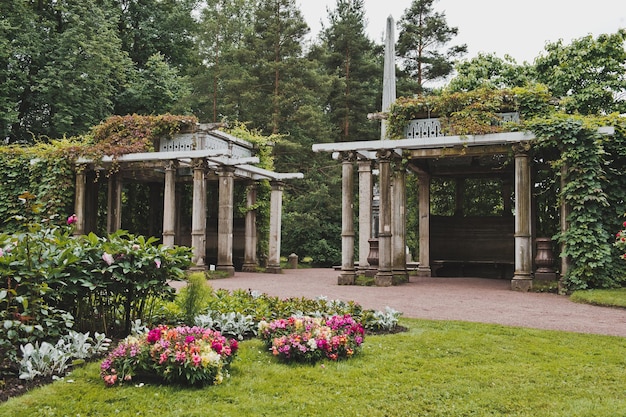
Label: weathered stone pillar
xmin=107 ymin=173 xmax=122 ymax=233
xmin=242 ymin=182 xmax=258 ymax=272
xmin=560 ymin=163 xmax=571 ymax=284
xmin=73 ymin=165 xmax=87 ymax=236
xmin=267 ymin=181 xmax=284 ymax=274
xmin=511 ymin=147 xmax=533 ymax=291
xmin=375 ymin=150 xmax=393 ymax=286
xmin=162 ymin=161 xmax=177 ymax=247
xmin=339 ymin=152 xmax=356 ymax=285
xmin=392 ymin=163 xmax=407 ymax=282
xmin=190 ymin=159 xmax=207 ymax=269
xmin=358 ymin=160 xmax=373 ymax=269
xmin=416 ymin=171 xmax=432 ymax=277
xmin=217 ymin=166 xmax=235 ymax=276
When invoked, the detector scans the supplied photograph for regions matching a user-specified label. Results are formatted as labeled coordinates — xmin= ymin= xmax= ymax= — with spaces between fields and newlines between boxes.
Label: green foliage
xmin=447 ymin=53 xmax=533 ymax=91
xmin=176 ymin=273 xmax=213 ymax=324
xmin=0 ymin=223 xmax=192 ymax=367
xmin=313 ymin=0 xmax=381 ymax=142
xmin=388 ymin=86 xmax=551 ymax=138
xmin=397 ymin=0 xmax=467 ymax=91
xmin=534 ymin=29 xmax=626 ymax=115
xmin=527 ymin=114 xmax=626 ymax=289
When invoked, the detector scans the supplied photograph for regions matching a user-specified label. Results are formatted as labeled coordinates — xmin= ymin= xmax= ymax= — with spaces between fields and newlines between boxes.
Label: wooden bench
xmin=430 ymin=215 xmax=515 ymax=279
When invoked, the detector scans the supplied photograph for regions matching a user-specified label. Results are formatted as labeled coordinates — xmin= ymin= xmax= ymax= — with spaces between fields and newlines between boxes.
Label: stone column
xmin=242 ymin=182 xmax=258 ymax=272
xmin=416 ymin=171 xmax=432 ymax=277
xmin=358 ymin=160 xmax=373 ymax=269
xmin=107 ymin=173 xmax=122 ymax=234
xmin=391 ymin=163 xmax=408 ymax=282
xmin=339 ymin=152 xmax=356 ymax=285
xmin=217 ymin=166 xmax=235 ymax=276
xmin=73 ymin=165 xmax=87 ymax=236
xmin=267 ymin=181 xmax=284 ymax=274
xmin=560 ymin=163 xmax=571 ymax=285
xmin=190 ymin=159 xmax=207 ymax=269
xmin=375 ymin=150 xmax=393 ymax=286
xmin=511 ymin=147 xmax=533 ymax=291
xmin=162 ymin=160 xmax=177 ymax=247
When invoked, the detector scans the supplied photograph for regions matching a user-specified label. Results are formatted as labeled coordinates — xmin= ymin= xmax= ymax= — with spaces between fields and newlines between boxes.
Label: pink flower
xmin=132 ymin=244 xmax=140 ymax=251
xmin=67 ymin=214 xmax=77 ymax=225
xmin=147 ymin=328 xmax=162 ymax=343
xmin=102 ymin=252 xmax=114 ymax=265
xmin=155 ymin=259 xmax=161 ymax=269
xmin=103 ymin=374 xmax=118 ymax=386
xmin=192 ymin=353 xmax=202 ymax=367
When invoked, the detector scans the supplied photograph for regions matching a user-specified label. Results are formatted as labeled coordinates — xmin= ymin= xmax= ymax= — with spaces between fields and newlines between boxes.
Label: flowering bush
xmin=258 ymin=315 xmax=365 ymax=363
xmin=100 ymin=325 xmax=238 ymax=386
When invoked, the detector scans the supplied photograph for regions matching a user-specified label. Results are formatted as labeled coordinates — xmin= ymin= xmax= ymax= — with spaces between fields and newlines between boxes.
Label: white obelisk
xmin=381 ymin=15 xmax=396 ymax=140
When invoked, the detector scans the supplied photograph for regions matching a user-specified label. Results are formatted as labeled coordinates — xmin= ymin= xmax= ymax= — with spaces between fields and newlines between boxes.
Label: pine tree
xmin=397 ymin=0 xmax=467 ymax=93
xmin=313 ymin=0 xmax=381 ymax=142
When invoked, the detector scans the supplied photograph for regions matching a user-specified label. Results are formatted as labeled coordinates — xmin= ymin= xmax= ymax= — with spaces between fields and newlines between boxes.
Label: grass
xmin=3 ymin=318 xmax=626 ymax=417
xmin=571 ymin=287 xmax=626 ymax=308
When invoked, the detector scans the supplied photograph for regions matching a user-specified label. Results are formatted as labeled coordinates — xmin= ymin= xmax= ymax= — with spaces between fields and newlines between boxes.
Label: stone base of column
xmin=241 ymin=263 xmax=258 ymax=272
xmin=511 ymin=276 xmax=532 ymax=292
xmin=392 ymin=270 xmax=409 ymax=284
xmin=266 ymin=265 xmax=282 ymax=274
xmin=216 ymin=265 xmax=235 ymax=277
xmin=189 ymin=264 xmax=207 ymax=272
xmin=338 ymin=271 xmax=355 ymax=285
xmin=375 ymin=272 xmax=393 ymax=287
xmin=415 ymin=266 xmax=432 ymax=277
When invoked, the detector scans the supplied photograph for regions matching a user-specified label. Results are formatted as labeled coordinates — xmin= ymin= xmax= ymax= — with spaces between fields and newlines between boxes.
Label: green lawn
xmin=571 ymin=287 xmax=626 ymax=309
xmin=3 ymin=318 xmax=626 ymax=417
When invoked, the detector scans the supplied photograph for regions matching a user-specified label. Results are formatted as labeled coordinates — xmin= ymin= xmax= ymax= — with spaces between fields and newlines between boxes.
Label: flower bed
xmin=258 ymin=315 xmax=364 ymax=363
xmin=100 ymin=325 xmax=238 ymax=386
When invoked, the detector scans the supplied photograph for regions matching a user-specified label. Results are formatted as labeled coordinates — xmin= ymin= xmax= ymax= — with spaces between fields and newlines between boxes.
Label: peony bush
xmin=258 ymin=315 xmax=364 ymax=363
xmin=100 ymin=325 xmax=238 ymax=386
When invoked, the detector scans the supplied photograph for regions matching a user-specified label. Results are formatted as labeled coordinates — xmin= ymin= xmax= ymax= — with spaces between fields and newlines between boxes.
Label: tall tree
xmin=244 ymin=0 xmax=311 ymax=134
xmin=313 ymin=0 xmax=381 ymax=142
xmin=534 ymin=30 xmax=626 ymax=115
xmin=1 ymin=0 xmax=132 ymax=142
xmin=190 ymin=0 xmax=255 ymax=122
xmin=396 ymin=0 xmax=467 ymax=93
xmin=115 ymin=0 xmax=200 ymax=72
xmin=447 ymin=53 xmax=532 ymax=92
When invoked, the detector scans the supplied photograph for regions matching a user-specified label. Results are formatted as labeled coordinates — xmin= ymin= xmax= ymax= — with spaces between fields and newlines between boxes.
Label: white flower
xmin=102 ymin=252 xmax=114 ymax=265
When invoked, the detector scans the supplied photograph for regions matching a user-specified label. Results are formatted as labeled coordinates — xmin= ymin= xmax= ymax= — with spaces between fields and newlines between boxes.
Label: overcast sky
xmin=298 ymin=0 xmax=626 ymax=64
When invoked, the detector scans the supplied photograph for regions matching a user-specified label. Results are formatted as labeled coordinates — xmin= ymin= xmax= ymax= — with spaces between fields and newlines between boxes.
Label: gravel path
xmin=200 ymin=268 xmax=626 ymax=338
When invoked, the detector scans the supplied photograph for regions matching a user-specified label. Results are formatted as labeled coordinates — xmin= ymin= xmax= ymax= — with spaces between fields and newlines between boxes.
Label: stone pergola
xmin=313 ymin=129 xmax=539 ymax=290
xmin=73 ymin=124 xmax=302 ymax=275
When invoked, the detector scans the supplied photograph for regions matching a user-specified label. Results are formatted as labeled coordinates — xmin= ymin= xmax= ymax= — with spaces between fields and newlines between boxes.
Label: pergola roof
xmin=76 ymin=128 xmax=303 ymax=182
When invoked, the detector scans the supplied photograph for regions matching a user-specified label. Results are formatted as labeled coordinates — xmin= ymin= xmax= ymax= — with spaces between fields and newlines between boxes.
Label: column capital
xmin=512 ymin=141 xmax=531 ymax=155
xmin=270 ymin=180 xmax=285 ymax=190
xmin=340 ymin=151 xmax=357 ymax=162
xmin=218 ymin=165 xmax=236 ymax=175
xmin=163 ymin=160 xmax=178 ymax=171
xmin=376 ymin=149 xmax=394 ymax=161
xmin=191 ymin=158 xmax=208 ymax=171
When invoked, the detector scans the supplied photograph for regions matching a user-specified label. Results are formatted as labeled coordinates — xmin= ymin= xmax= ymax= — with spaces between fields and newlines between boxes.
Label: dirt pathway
xmin=198 ymin=268 xmax=626 ymax=338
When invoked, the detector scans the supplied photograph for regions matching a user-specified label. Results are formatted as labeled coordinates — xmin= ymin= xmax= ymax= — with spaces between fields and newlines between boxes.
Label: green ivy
xmin=527 ymin=114 xmax=626 ymax=290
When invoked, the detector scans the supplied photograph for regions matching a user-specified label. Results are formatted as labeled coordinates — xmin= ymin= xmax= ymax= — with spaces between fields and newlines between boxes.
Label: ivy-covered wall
xmin=0 ymin=144 xmax=75 ymax=232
